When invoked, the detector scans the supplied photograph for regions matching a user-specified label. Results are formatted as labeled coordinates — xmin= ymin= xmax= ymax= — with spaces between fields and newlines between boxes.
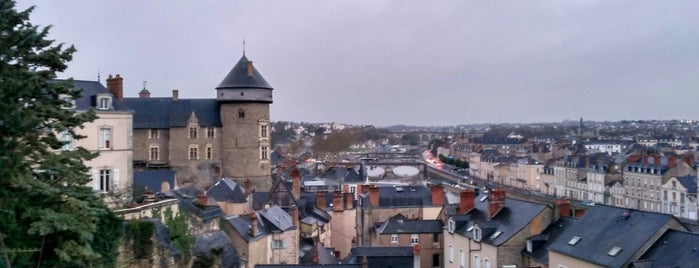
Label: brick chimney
xmin=369 ymin=185 xmax=380 ymax=208
xmin=290 ymin=205 xmax=299 ymax=227
xmin=332 ymin=191 xmax=344 ymax=212
xmin=243 ymin=178 xmax=250 ymax=196
xmin=642 ymin=155 xmax=649 ymax=165
xmin=360 ymin=184 xmax=372 ymax=194
xmin=556 ymin=198 xmax=571 ymax=218
xmin=654 ymin=156 xmax=661 ymax=166
xmin=172 ymin=89 xmax=179 ymax=101
xmin=196 ymin=191 xmax=209 ymax=206
xmin=246 ymin=61 xmax=254 ymax=77
xmin=459 ymin=189 xmax=475 ymax=214
xmin=629 ymin=155 xmax=642 ymax=165
xmin=413 ymin=244 xmax=421 ymax=268
xmin=488 ymin=189 xmax=506 ymax=219
xmin=292 ymin=168 xmax=301 ymax=200
xmin=316 ymin=192 xmax=327 ymax=210
xmin=344 ymin=192 xmax=354 ymax=210
xmin=430 ymin=184 xmax=445 ymax=206
xmin=669 ymin=156 xmax=677 ymax=169
xmin=249 ymin=211 xmax=258 ymax=237
xmin=106 ymin=74 xmax=123 ymax=102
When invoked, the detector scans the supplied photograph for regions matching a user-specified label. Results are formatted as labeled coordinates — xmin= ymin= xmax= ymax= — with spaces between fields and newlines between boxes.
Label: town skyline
xmin=21 ymin=1 xmax=699 ymax=126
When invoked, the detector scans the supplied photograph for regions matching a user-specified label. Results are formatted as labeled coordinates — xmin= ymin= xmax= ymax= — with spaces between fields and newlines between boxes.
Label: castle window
xmin=189 ymin=127 xmax=198 ymax=139
xmin=99 ymin=127 xmax=112 ymax=149
xmin=206 ymin=144 xmax=213 ymax=160
xmin=189 ymin=145 xmax=199 ymax=160
xmin=206 ymin=127 xmax=215 ymax=138
xmin=260 ymin=146 xmax=268 ymax=160
xmin=149 ymin=145 xmax=159 ymax=160
xmin=238 ymin=109 xmax=245 ymax=118
xmin=149 ymin=129 xmax=159 ymax=139
xmin=260 ymin=125 xmax=268 ymax=138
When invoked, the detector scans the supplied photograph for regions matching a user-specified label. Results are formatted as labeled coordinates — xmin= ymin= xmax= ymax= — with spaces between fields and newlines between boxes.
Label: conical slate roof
xmin=216 ymin=55 xmax=273 ymax=90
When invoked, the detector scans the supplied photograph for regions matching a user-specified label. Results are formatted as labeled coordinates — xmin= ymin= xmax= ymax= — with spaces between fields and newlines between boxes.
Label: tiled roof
xmin=54 ymin=79 xmax=131 ymax=111
xmin=376 ymin=214 xmax=443 ymax=234
xmin=122 ymin=97 xmax=222 ymax=129
xmin=634 ymin=229 xmax=699 ymax=267
xmin=216 ymin=55 xmax=273 ymax=90
xmin=548 ymin=204 xmax=685 ymax=268
xmin=207 ymin=178 xmax=247 ymax=203
xmin=133 ymin=170 xmax=176 ymax=195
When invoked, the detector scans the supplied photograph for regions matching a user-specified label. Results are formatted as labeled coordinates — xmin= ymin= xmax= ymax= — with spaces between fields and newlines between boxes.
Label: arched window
xmin=238 ymin=109 xmax=245 ymax=118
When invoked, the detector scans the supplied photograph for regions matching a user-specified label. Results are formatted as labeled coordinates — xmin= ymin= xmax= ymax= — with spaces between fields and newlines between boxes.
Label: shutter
xmin=113 ymin=168 xmax=120 ymax=191
xmin=91 ymin=170 xmax=99 ymax=190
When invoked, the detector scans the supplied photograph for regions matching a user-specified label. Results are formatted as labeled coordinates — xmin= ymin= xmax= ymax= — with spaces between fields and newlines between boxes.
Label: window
xmin=206 ymin=144 xmax=213 ymax=160
xmin=189 ymin=127 xmax=198 ymax=139
xmin=526 ymin=239 xmax=533 ymax=252
xmin=484 ymin=258 xmax=491 ymax=268
xmin=59 ymin=131 xmax=73 ymax=151
xmin=448 ymin=219 xmax=455 ymax=233
xmin=432 ymin=254 xmax=440 ymax=267
xmin=460 ymin=249 xmax=465 ymax=268
xmin=433 ymin=233 xmax=439 ymax=243
xmin=473 ymin=226 xmax=482 ymax=242
xmin=608 ymin=246 xmax=622 ymax=256
xmin=260 ymin=125 xmax=268 ymax=138
xmin=238 ymin=109 xmax=245 ymax=118
xmin=350 ymin=186 xmax=356 ymax=193
xmin=99 ymin=169 xmax=111 ymax=192
xmin=411 ymin=234 xmax=419 ymax=244
xmin=189 ymin=145 xmax=199 ymax=160
xmin=260 ymin=146 xmax=268 ymax=160
xmin=205 ymin=127 xmax=215 ymax=138
xmin=272 ymin=240 xmax=286 ymax=249
xmin=149 ymin=145 xmax=159 ymax=160
xmin=149 ymin=128 xmax=159 ymax=139
xmin=99 ymin=127 xmax=112 ymax=149
xmin=448 ymin=244 xmax=454 ymax=262
xmin=568 ymin=236 xmax=581 ymax=245
xmin=391 ymin=234 xmax=398 ymax=244
xmin=98 ymin=96 xmax=111 ymax=110
xmin=474 ymin=255 xmax=480 ymax=268
xmin=490 ymin=231 xmax=502 ymax=240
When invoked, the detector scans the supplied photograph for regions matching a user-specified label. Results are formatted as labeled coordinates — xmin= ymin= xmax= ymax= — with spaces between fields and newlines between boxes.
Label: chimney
xmin=172 ymin=89 xmax=179 ymax=101
xmin=430 ymin=184 xmax=445 ymax=206
xmin=344 ymin=192 xmax=354 ymax=210
xmin=643 ymin=156 xmax=649 ymax=165
xmin=654 ymin=156 xmax=661 ymax=166
xmin=556 ymin=198 xmax=571 ymax=218
xmin=413 ymin=244 xmax=421 ymax=268
xmin=316 ymin=192 xmax=327 ymax=211
xmin=332 ymin=191 xmax=344 ymax=212
xmin=369 ymin=185 xmax=380 ymax=208
xmin=292 ymin=169 xmax=301 ymax=200
xmin=585 ymin=156 xmax=590 ymax=168
xmin=243 ymin=178 xmax=250 ymax=196
xmin=290 ymin=205 xmax=299 ymax=227
xmin=360 ymin=184 xmax=372 ymax=194
xmin=669 ymin=156 xmax=677 ymax=169
xmin=246 ymin=61 xmax=254 ymax=77
xmin=488 ymin=189 xmax=506 ymax=219
xmin=459 ymin=189 xmax=475 ymax=214
xmin=106 ymin=74 xmax=124 ymax=102
xmin=312 ymin=243 xmax=319 ymax=264
xmin=249 ymin=212 xmax=258 ymax=237
xmin=196 ymin=191 xmax=209 ymax=207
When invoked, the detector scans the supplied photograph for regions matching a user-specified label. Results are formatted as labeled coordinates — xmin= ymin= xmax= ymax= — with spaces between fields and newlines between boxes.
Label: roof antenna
xmin=243 ymin=39 xmax=246 ymax=56
xmin=97 ymin=69 xmax=101 ymax=82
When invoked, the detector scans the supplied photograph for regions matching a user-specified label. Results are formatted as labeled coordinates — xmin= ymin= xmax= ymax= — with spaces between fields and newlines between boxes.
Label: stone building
xmin=123 ymin=53 xmax=273 ymax=191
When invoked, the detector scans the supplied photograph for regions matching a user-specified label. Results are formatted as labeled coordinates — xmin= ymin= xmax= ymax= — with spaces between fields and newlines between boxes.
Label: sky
xmin=18 ymin=1 xmax=699 ymax=127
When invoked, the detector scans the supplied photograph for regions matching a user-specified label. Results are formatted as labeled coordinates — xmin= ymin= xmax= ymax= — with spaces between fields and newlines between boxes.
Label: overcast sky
xmin=19 ymin=1 xmax=699 ymax=127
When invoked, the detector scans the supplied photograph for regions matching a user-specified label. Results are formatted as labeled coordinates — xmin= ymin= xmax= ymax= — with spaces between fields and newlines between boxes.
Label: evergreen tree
xmin=0 ymin=1 xmax=122 ymax=267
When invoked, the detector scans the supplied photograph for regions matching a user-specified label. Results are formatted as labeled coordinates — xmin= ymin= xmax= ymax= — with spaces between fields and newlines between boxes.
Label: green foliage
xmin=0 ymin=1 xmax=120 ymax=267
xmin=400 ymin=133 xmax=420 ymax=146
xmin=124 ymin=221 xmax=154 ymax=260
xmin=311 ymin=129 xmax=355 ymax=154
xmin=164 ymin=207 xmax=194 ymax=265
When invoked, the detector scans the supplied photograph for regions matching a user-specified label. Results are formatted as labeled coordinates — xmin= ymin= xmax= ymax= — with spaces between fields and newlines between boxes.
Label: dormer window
xmin=473 ymin=225 xmax=482 ymax=242
xmin=96 ymin=94 xmax=112 ymax=110
xmin=447 ymin=219 xmax=455 ymax=233
xmin=568 ymin=236 xmax=581 ymax=246
xmin=526 ymin=240 xmax=533 ymax=253
xmin=60 ymin=95 xmax=75 ymax=109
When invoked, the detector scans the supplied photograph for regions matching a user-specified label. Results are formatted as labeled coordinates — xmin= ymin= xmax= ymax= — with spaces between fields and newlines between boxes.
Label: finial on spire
xmin=143 ymin=80 xmax=147 ymax=89
xmin=97 ymin=69 xmax=101 ymax=82
xmin=243 ymin=39 xmax=246 ymax=56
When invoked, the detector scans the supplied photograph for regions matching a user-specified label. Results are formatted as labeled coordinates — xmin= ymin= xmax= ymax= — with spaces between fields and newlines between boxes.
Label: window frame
xmin=149 ymin=145 xmax=159 ymax=161
xmin=189 ymin=145 xmax=199 ymax=160
xmin=99 ymin=127 xmax=112 ymax=150
xmin=189 ymin=126 xmax=198 ymax=139
xmin=391 ymin=234 xmax=398 ymax=244
xmin=99 ymin=169 xmax=111 ymax=192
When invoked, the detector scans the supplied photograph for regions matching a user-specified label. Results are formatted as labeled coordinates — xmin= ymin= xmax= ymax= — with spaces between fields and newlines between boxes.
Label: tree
xmin=0 ymin=1 xmax=122 ymax=267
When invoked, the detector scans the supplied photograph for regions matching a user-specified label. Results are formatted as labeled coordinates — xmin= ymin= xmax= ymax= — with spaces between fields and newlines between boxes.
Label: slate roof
xmin=677 ymin=175 xmax=697 ymax=194
xmin=521 ymin=217 xmax=578 ymax=265
xmin=446 ymin=192 xmax=549 ymax=246
xmin=548 ymin=204 xmax=685 ymax=268
xmin=122 ymin=97 xmax=221 ymax=129
xmin=349 ymin=246 xmax=414 ymax=257
xmin=299 ymin=242 xmax=339 ymax=265
xmin=345 ymin=246 xmax=415 ymax=268
xmin=226 ymin=213 xmax=269 ymax=242
xmin=257 ymin=205 xmax=295 ymax=232
xmin=54 ymin=79 xmax=131 ymax=111
xmin=133 ymin=170 xmax=176 ymax=195
xmin=207 ymin=178 xmax=247 ymax=203
xmin=343 ymin=168 xmax=363 ymax=183
xmin=216 ymin=55 xmax=273 ymax=90
xmin=256 ymin=265 xmax=360 ymax=268
xmin=633 ymin=229 xmax=699 ymax=267
xmin=376 ymin=214 xmax=443 ymax=234
xmin=194 ymin=230 xmax=239 ymax=268
xmin=225 ymin=205 xmax=295 ymax=243
xmin=359 ymin=185 xmax=434 ymax=208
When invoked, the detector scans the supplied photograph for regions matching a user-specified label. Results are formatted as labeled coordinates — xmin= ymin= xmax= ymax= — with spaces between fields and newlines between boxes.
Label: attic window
xmin=490 ymin=231 xmax=503 ymax=240
xmin=447 ymin=219 xmax=455 ymax=233
xmin=568 ymin=236 xmax=581 ymax=246
xmin=97 ymin=95 xmax=112 ymax=110
xmin=479 ymin=196 xmax=488 ymax=202
xmin=608 ymin=246 xmax=622 ymax=256
xmin=466 ymin=226 xmax=474 ymax=232
xmin=526 ymin=240 xmax=533 ymax=253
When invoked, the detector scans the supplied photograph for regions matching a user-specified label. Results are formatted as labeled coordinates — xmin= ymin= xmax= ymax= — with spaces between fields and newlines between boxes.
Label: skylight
xmin=479 ymin=196 xmax=488 ymax=202
xmin=568 ymin=236 xmax=581 ymax=246
xmin=608 ymin=246 xmax=622 ymax=256
xmin=467 ymin=226 xmax=474 ymax=232
xmin=490 ymin=231 xmax=503 ymax=239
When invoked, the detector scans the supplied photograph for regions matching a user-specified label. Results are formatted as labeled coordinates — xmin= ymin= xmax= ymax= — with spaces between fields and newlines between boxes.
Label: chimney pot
xmin=333 ymin=191 xmax=344 ymax=212
xmin=106 ymin=74 xmax=124 ymax=102
xmin=556 ymin=198 xmax=571 ymax=218
xmin=459 ymin=189 xmax=475 ymax=214
xmin=369 ymin=185 xmax=380 ymax=208
xmin=249 ymin=212 xmax=258 ymax=237
xmin=316 ymin=192 xmax=327 ymax=211
xmin=488 ymin=188 xmax=506 ymax=219
xmin=431 ymin=184 xmax=445 ymax=206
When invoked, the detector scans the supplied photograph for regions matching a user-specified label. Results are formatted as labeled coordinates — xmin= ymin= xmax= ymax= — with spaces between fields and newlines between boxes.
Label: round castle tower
xmin=216 ymin=54 xmax=273 ymax=191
